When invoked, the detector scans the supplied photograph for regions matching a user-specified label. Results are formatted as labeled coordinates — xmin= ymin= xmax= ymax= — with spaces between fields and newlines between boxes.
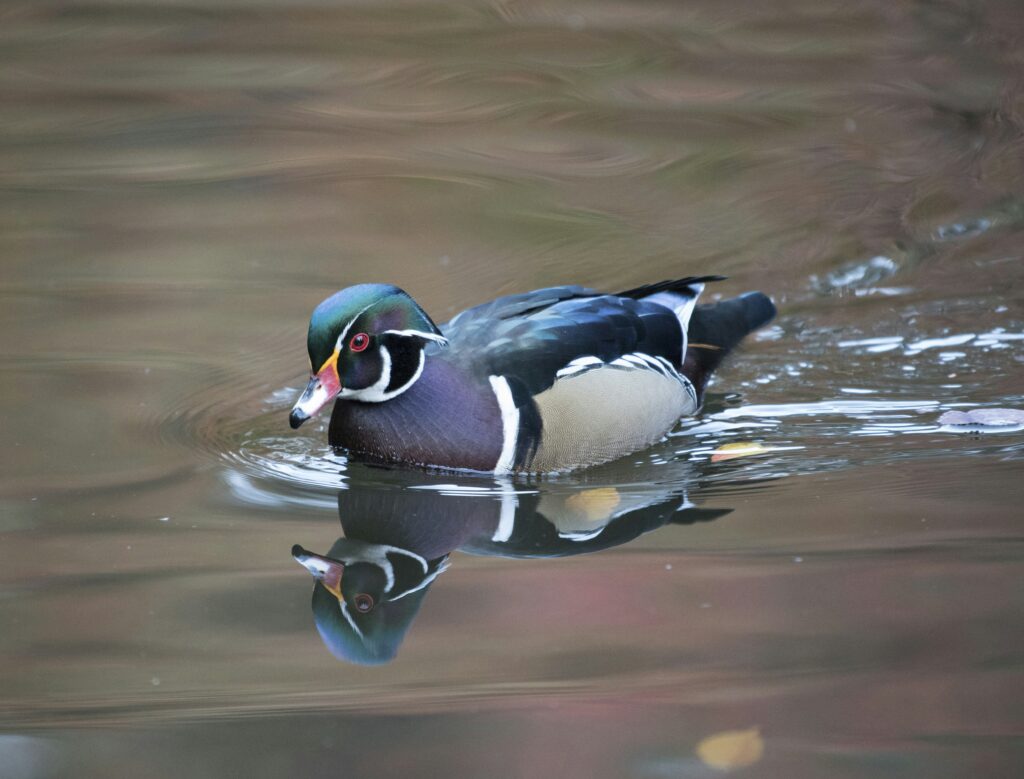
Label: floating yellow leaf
xmin=710 ymin=442 xmax=773 ymax=462
xmin=696 ymin=727 xmax=764 ymax=770
xmin=565 ymin=487 xmax=620 ymax=520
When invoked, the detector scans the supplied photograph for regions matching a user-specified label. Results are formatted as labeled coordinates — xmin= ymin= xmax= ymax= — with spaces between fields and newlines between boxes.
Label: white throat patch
xmin=340 ymin=346 xmax=425 ymax=403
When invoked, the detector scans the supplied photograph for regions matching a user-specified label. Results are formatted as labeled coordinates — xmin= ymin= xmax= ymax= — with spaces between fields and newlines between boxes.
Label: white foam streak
xmin=906 ymin=334 xmax=975 ymax=352
xmin=716 ymin=399 xmax=940 ymax=419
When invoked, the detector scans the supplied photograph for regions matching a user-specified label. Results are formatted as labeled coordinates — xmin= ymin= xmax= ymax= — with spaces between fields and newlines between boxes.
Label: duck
xmin=289 ymin=276 xmax=775 ymax=473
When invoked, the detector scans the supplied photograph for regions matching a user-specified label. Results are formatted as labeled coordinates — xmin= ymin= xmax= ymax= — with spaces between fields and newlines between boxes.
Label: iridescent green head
xmin=289 ymin=284 xmax=446 ymax=428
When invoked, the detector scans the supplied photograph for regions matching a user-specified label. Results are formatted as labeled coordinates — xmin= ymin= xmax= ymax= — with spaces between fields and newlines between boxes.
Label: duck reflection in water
xmin=292 ymin=468 xmax=732 ymax=665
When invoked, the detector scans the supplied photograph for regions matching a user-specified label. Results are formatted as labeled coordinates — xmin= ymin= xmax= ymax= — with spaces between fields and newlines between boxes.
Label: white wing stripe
xmin=554 ymin=351 xmax=695 ymax=388
xmin=566 ymin=355 xmax=603 ymax=368
xmin=556 ymin=364 xmax=592 ymax=378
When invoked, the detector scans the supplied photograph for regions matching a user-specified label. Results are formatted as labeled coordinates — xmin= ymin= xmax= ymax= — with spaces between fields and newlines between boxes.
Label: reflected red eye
xmin=353 ymin=593 xmax=374 ymax=613
xmin=349 ymin=333 xmax=370 ymax=352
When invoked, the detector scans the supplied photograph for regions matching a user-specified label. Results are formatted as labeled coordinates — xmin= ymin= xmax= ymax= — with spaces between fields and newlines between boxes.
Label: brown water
xmin=2 ymin=0 xmax=1024 ymax=776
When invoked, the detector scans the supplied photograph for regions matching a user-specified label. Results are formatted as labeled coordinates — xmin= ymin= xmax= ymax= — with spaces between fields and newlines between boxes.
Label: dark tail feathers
xmin=684 ymin=291 xmax=776 ymax=397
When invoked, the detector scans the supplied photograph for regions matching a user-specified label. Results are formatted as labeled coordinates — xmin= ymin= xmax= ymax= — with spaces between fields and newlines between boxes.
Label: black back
xmin=442 ymin=290 xmax=687 ymax=396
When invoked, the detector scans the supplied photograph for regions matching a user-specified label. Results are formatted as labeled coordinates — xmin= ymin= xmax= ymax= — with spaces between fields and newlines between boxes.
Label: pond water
xmin=2 ymin=0 xmax=1023 ymax=776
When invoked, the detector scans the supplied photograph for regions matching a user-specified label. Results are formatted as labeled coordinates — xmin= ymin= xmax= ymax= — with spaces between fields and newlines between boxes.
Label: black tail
xmin=684 ymin=291 xmax=776 ymax=397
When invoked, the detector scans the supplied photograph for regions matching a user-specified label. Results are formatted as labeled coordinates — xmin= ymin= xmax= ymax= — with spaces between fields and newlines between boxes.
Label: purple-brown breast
xmin=328 ymin=358 xmax=504 ymax=471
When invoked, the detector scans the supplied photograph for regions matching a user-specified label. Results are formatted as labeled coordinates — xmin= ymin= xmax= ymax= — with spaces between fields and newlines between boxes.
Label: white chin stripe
xmin=489 ymin=375 xmax=519 ymax=474
xmin=339 ymin=346 xmax=391 ymax=402
xmin=341 ymin=346 xmax=426 ymax=403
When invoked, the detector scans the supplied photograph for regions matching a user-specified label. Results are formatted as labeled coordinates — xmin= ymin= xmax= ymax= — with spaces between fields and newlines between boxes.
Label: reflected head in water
xmin=292 ymin=539 xmax=448 ymax=665
xmin=292 ymin=471 xmax=732 ymax=665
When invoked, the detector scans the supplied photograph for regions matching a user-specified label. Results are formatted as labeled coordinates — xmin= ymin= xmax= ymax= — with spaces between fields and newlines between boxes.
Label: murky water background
xmin=2 ymin=0 xmax=1024 ymax=776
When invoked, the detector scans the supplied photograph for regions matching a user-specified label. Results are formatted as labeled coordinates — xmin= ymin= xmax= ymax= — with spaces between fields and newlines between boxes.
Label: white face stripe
xmin=359 ymin=543 xmax=427 ymax=596
xmin=336 ymin=542 xmax=426 ymax=594
xmin=383 ymin=329 xmax=449 ymax=345
xmin=338 ymin=344 xmax=389 ymax=400
xmin=335 ymin=301 xmax=377 ymax=354
xmin=334 ymin=304 xmax=446 ymax=356
xmin=489 ymin=375 xmax=519 ymax=474
xmin=389 ymin=558 xmax=450 ymax=602
xmin=338 ymin=600 xmax=365 ymax=640
xmin=339 ymin=345 xmax=389 ymax=401
xmin=387 ymin=349 xmax=426 ymax=400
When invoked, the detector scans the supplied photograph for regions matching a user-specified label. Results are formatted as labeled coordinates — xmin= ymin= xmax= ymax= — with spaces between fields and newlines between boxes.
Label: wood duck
xmin=292 ymin=470 xmax=733 ymax=664
xmin=289 ymin=277 xmax=775 ymax=473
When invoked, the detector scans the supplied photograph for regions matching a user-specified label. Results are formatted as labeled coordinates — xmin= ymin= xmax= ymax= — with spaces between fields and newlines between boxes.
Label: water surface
xmin=2 ymin=1 xmax=1023 ymax=776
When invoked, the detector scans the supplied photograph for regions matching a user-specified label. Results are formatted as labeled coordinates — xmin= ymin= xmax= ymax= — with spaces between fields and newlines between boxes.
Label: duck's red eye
xmin=353 ymin=593 xmax=374 ymax=613
xmin=349 ymin=333 xmax=369 ymax=352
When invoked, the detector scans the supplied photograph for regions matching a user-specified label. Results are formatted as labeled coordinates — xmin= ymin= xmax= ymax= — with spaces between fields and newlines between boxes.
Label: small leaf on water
xmin=710 ymin=442 xmax=772 ymax=462
xmin=696 ymin=727 xmax=764 ymax=771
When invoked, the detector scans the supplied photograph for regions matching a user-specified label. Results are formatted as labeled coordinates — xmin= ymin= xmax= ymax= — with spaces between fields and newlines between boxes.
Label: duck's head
xmin=289 ymin=284 xmax=446 ymax=429
xmin=292 ymin=540 xmax=448 ymax=665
